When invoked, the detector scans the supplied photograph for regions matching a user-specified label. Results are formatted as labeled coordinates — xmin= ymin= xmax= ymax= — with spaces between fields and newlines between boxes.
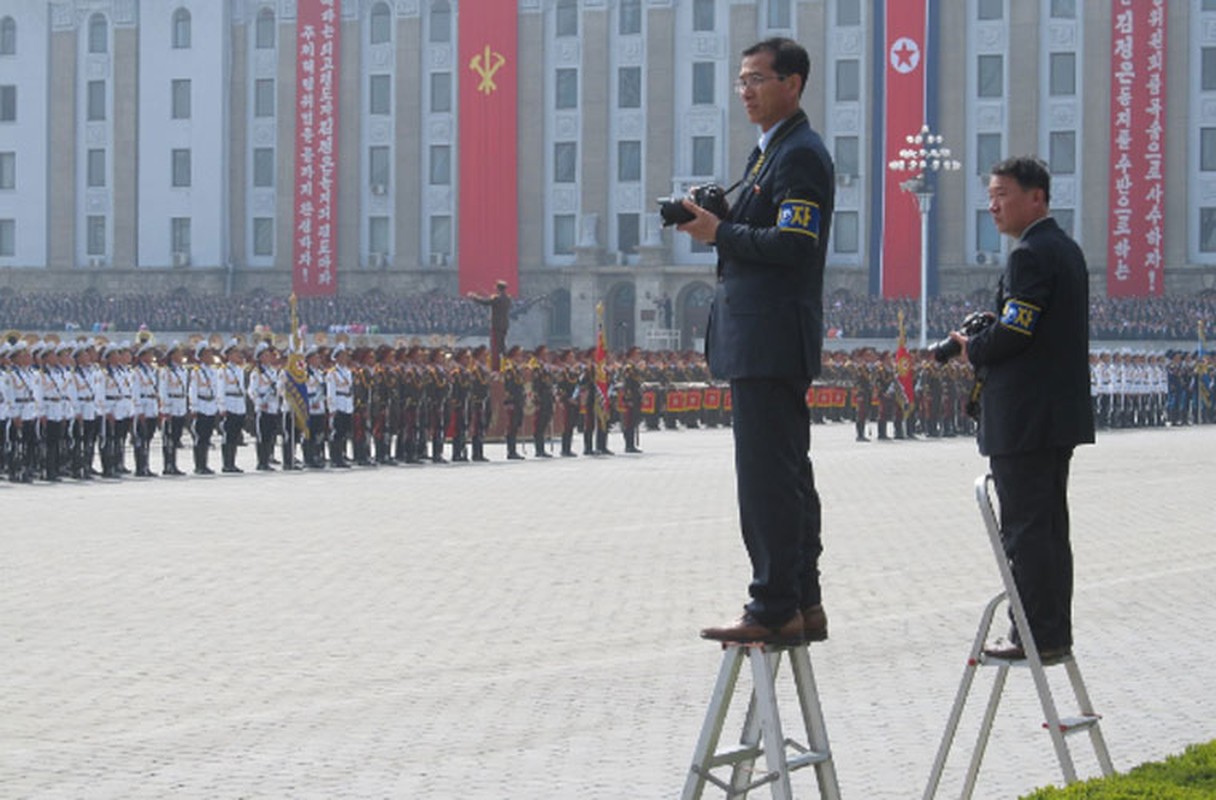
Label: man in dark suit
xmin=678 ymin=37 xmax=834 ymax=645
xmin=467 ymin=280 xmax=512 ymax=372
xmin=951 ymin=156 xmax=1094 ymax=661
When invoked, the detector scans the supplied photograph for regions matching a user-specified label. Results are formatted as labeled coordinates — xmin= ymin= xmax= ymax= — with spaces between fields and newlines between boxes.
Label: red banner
xmin=292 ymin=0 xmax=340 ymax=296
xmin=1107 ymin=0 xmax=1166 ymax=297
xmin=641 ymin=390 xmax=656 ymax=415
xmin=702 ymin=387 xmax=721 ymax=411
xmin=881 ymin=0 xmax=928 ymax=298
xmin=666 ymin=391 xmax=685 ymax=413
xmin=458 ymin=1 xmax=518 ymax=295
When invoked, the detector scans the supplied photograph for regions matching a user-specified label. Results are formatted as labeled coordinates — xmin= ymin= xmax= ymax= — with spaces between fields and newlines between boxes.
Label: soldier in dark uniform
xmin=448 ymin=349 xmax=471 ymax=462
xmin=370 ymin=345 xmax=395 ymax=465
xmin=425 ymin=349 xmax=450 ymax=463
xmin=620 ymin=347 xmax=644 ymax=453
xmin=468 ymin=344 xmax=492 ymax=462
xmin=555 ymin=349 xmax=580 ymax=457
xmin=350 ymin=348 xmax=375 ymax=466
xmin=501 ymin=345 xmax=526 ymax=459
xmin=852 ymin=350 xmax=872 ymax=441
xmin=530 ymin=345 xmax=555 ymax=458
xmin=399 ymin=346 xmax=423 ymax=463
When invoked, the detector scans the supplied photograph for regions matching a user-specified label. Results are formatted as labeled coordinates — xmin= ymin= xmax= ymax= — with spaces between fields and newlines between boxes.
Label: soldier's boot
xmin=560 ymin=431 xmax=575 ymax=456
xmin=431 ymin=433 xmax=447 ymax=463
xmin=877 ymin=419 xmax=889 ymax=440
xmin=472 ymin=440 xmax=488 ymax=462
xmin=506 ymin=432 xmax=524 ymax=460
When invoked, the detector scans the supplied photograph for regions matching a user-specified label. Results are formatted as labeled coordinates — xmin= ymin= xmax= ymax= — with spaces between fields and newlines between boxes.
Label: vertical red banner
xmin=292 ymin=0 xmax=341 ymax=297
xmin=1107 ymin=0 xmax=1166 ymax=297
xmin=458 ymin=1 xmax=519 ymax=296
xmin=881 ymin=0 xmax=928 ymax=298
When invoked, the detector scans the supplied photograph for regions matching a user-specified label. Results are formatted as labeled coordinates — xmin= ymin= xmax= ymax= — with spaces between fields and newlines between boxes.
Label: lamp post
xmin=887 ymin=124 xmax=961 ymax=350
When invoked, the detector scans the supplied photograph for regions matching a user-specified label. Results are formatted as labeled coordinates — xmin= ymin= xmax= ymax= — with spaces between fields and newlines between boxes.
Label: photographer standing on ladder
xmin=678 ymin=37 xmax=835 ymax=645
xmin=949 ymin=156 xmax=1095 ymax=661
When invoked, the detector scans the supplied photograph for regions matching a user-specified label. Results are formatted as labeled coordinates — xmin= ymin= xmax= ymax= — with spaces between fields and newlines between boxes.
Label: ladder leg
xmin=961 ymin=664 xmax=1008 ymax=800
xmin=748 ymin=647 xmax=793 ymax=800
xmin=1063 ymin=659 xmax=1115 ymax=776
xmin=729 ymin=649 xmax=785 ymax=798
xmin=682 ymin=646 xmax=747 ymax=800
xmin=789 ymin=647 xmax=841 ymax=800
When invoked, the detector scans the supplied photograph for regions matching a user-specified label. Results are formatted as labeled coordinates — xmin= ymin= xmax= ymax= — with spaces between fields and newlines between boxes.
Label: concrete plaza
xmin=3 ymin=422 xmax=1214 ymax=799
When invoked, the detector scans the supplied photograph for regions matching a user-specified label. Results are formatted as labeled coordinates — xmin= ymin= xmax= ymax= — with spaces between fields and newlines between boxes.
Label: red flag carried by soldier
xmin=595 ymin=302 xmax=610 ymax=427
xmin=895 ymin=309 xmax=916 ymax=411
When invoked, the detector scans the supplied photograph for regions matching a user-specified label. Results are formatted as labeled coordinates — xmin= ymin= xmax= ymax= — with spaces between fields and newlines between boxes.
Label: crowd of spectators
xmin=0 ymin=288 xmax=1211 ymax=342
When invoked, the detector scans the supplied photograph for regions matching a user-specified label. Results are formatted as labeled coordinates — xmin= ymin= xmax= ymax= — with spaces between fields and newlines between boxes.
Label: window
xmin=253 ymin=147 xmax=274 ymax=187
xmin=86 ymin=216 xmax=106 ymax=255
xmin=692 ymin=62 xmax=715 ymax=104
xmin=619 ymin=67 xmax=641 ymax=108
xmin=692 ymin=136 xmax=714 ymax=176
xmin=0 ymin=86 xmax=13 ymax=122
xmin=88 ymin=13 xmax=107 ymax=53
xmin=1049 ymin=131 xmax=1076 ymax=175
xmin=836 ymin=59 xmax=859 ymax=102
xmin=977 ymin=0 xmax=1002 ymax=20
xmin=618 ymin=140 xmax=641 ymax=182
xmin=369 ymin=216 xmax=389 ymax=255
xmin=693 ymin=0 xmax=715 ymax=32
xmin=767 ymin=0 xmax=791 ymax=29
xmin=1049 ymin=52 xmax=1075 ymax=96
xmin=429 ymin=0 xmax=451 ymax=43
xmin=1050 ymin=0 xmax=1075 ymax=19
xmin=620 ymin=0 xmax=641 ymax=35
xmin=977 ymin=55 xmax=1003 ymax=98
xmin=369 ymin=146 xmax=389 ymax=188
xmin=1205 ymin=0 xmax=1216 ymax=10
xmin=836 ymin=0 xmax=860 ymax=26
xmin=0 ymin=152 xmax=13 ymax=189
xmin=1 ymin=16 xmax=17 ymax=55
xmin=87 ymin=149 xmax=105 ymax=187
xmin=253 ymin=218 xmax=274 ymax=256
xmin=1205 ymin=48 xmax=1216 ymax=92
xmin=171 ymin=148 xmax=191 ymax=187
xmin=556 ymin=68 xmax=578 ymax=109
xmin=556 ymin=0 xmax=578 ymax=37
xmin=430 ymin=72 xmax=451 ymax=112
xmin=0 ymin=219 xmax=13 ymax=256
xmin=370 ymin=2 xmax=391 ymax=44
xmin=1203 ymin=128 xmax=1216 ymax=171
xmin=833 ymin=211 xmax=859 ymax=253
xmin=834 ymin=136 xmax=859 ymax=177
xmin=976 ymin=132 xmax=1002 ymax=176
xmin=1053 ymin=209 xmax=1074 ymax=238
xmin=172 ymin=8 xmax=191 ymax=49
xmin=369 ymin=74 xmax=391 ymax=114
xmin=255 ymin=8 xmax=275 ymax=49
xmin=171 ymin=79 xmax=191 ymax=119
xmin=171 ymin=217 xmax=191 ymax=253
xmin=976 ymin=209 xmax=1000 ymax=253
xmin=554 ymin=214 xmax=576 ymax=255
xmin=554 ymin=142 xmax=577 ymax=183
xmin=430 ymin=144 xmax=450 ymax=185
xmin=430 ymin=215 xmax=452 ymax=256
xmin=254 ymin=79 xmax=274 ymax=117
xmin=87 ymin=80 xmax=105 ymax=121
xmin=618 ymin=213 xmax=640 ymax=254
xmin=1202 ymin=208 xmax=1216 ymax=252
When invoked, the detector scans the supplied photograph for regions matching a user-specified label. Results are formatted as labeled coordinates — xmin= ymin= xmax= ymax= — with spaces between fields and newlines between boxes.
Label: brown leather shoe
xmin=802 ymin=604 xmax=828 ymax=642
xmin=982 ymin=637 xmax=1071 ymax=662
xmin=701 ymin=611 xmax=804 ymax=645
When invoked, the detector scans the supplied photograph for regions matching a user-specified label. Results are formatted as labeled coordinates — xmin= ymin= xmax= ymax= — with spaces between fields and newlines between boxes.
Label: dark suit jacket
xmin=967 ymin=216 xmax=1095 ymax=456
xmin=706 ymin=110 xmax=835 ymax=381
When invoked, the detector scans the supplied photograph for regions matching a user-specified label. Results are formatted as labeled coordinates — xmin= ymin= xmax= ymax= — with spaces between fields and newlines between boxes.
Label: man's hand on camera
xmin=676 ymin=198 xmax=720 ymax=245
xmin=948 ymin=331 xmax=971 ymax=365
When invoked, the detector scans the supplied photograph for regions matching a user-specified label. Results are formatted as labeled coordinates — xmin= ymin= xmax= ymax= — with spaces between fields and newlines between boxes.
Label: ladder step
xmin=705 ymin=744 xmax=763 ymax=768
xmin=1043 ymin=714 xmax=1102 ymax=735
xmin=787 ymin=749 xmax=832 ymax=771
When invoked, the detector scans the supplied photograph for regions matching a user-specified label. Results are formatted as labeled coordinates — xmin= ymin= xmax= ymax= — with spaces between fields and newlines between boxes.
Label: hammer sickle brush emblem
xmin=470 ymin=45 xmax=506 ymax=95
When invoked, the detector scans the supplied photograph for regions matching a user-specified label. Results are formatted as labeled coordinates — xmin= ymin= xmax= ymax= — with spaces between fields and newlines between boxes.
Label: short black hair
xmin=989 ymin=156 xmax=1051 ymax=207
xmin=742 ymin=37 xmax=810 ymax=98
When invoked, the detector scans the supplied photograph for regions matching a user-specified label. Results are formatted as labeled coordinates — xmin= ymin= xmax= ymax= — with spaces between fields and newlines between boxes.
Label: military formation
xmin=1091 ymin=349 xmax=1216 ymax=428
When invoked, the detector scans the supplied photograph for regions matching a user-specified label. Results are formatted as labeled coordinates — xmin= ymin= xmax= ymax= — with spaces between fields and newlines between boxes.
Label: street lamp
xmin=887 ymin=124 xmax=961 ymax=350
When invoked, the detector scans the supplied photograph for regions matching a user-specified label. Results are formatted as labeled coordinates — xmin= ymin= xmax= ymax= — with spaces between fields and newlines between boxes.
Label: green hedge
xmin=1021 ymin=741 xmax=1216 ymax=799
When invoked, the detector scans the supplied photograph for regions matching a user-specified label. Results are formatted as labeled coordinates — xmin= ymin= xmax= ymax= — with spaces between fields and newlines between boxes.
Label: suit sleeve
xmin=968 ymin=242 xmax=1054 ymax=367
xmin=713 ymin=143 xmax=830 ymax=269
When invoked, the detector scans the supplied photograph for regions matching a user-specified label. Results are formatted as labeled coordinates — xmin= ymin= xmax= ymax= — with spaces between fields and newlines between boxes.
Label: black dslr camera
xmin=929 ymin=311 xmax=995 ymax=364
xmin=657 ymin=184 xmax=731 ymax=227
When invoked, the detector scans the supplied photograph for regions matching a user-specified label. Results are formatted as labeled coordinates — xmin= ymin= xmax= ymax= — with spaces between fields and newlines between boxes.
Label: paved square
xmin=3 ymin=423 xmax=1214 ymax=799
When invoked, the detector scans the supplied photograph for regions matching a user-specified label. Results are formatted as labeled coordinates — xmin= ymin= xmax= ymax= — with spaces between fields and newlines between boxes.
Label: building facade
xmin=0 ymin=0 xmax=1214 ymax=347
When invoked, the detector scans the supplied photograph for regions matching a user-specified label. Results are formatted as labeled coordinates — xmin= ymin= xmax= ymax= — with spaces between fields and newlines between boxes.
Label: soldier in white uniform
xmin=71 ymin=341 xmax=102 ymax=479
xmin=303 ymin=345 xmax=328 ymax=468
xmin=158 ymin=342 xmax=189 ymax=476
xmin=131 ymin=343 xmax=160 ymax=477
xmin=218 ymin=340 xmax=248 ymax=473
xmin=0 ymin=342 xmax=10 ymax=479
xmin=326 ymin=343 xmax=354 ymax=468
xmin=188 ymin=341 xmax=220 ymax=475
xmin=9 ymin=341 xmax=42 ymax=483
xmin=247 ymin=341 xmax=280 ymax=471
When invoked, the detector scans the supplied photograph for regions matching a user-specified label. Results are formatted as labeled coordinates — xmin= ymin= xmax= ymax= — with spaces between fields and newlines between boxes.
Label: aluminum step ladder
xmin=923 ymin=475 xmax=1115 ymax=799
xmin=682 ymin=641 xmax=841 ymax=800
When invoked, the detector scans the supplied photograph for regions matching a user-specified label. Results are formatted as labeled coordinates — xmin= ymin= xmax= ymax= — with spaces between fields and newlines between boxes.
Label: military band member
xmin=448 ymin=349 xmax=471 ymax=462
xmin=530 ymin=345 xmax=555 ymax=458
xmin=248 ymin=341 xmax=281 ymax=471
xmin=501 ymin=346 xmax=526 ymax=460
xmin=131 ymin=343 xmax=161 ymax=477
xmin=303 ymin=345 xmax=328 ymax=468
xmin=71 ymin=342 xmax=101 ymax=478
xmin=350 ymin=348 xmax=374 ymax=466
xmin=399 ymin=347 xmax=423 ymax=464
xmin=188 ymin=341 xmax=220 ymax=475
xmin=218 ymin=340 xmax=248 ymax=473
xmin=326 ymin=343 xmax=354 ymax=468
xmin=467 ymin=345 xmax=492 ymax=462
xmin=620 ymin=348 xmax=644 ymax=454
xmin=0 ymin=343 xmax=11 ymax=479
xmin=370 ymin=345 xmax=395 ymax=466
xmin=555 ymin=349 xmax=580 ymax=457
xmin=424 ymin=349 xmax=450 ymax=463
xmin=158 ymin=342 xmax=189 ymax=476
xmin=41 ymin=343 xmax=72 ymax=481
xmin=9 ymin=342 xmax=40 ymax=482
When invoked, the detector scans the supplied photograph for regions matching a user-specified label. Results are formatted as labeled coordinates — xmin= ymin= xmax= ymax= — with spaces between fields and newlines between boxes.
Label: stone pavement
xmin=2 ymin=423 xmax=1214 ymax=799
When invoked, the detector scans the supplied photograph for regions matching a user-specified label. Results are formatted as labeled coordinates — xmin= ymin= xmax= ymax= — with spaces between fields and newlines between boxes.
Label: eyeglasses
xmin=734 ymin=73 xmax=787 ymax=93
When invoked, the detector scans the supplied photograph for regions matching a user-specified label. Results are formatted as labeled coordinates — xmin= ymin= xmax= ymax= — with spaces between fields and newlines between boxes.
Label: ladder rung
xmin=787 ymin=749 xmax=832 ymax=771
xmin=1043 ymin=714 xmax=1102 ymax=735
xmin=705 ymin=744 xmax=764 ymax=768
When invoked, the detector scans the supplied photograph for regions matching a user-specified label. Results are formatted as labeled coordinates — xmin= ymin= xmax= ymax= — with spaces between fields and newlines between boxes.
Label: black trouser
xmin=192 ymin=413 xmax=216 ymax=471
xmin=505 ymin=400 xmax=523 ymax=456
xmin=989 ymin=447 xmax=1075 ymax=651
xmin=43 ymin=419 xmax=64 ymax=479
xmin=306 ymin=413 xmax=327 ymax=466
xmin=162 ymin=415 xmax=185 ymax=473
xmin=221 ymin=412 xmax=245 ymax=469
xmin=731 ymin=377 xmax=821 ymax=626
xmin=533 ymin=403 xmax=552 ymax=455
xmin=254 ymin=411 xmax=278 ymax=468
xmin=330 ymin=411 xmax=351 ymax=465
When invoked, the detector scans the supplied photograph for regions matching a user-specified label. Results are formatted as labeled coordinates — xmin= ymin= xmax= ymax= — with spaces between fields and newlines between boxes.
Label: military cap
xmin=221 ymin=338 xmax=239 ymax=355
xmin=254 ymin=341 xmax=272 ymax=358
xmin=331 ymin=342 xmax=348 ymax=356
